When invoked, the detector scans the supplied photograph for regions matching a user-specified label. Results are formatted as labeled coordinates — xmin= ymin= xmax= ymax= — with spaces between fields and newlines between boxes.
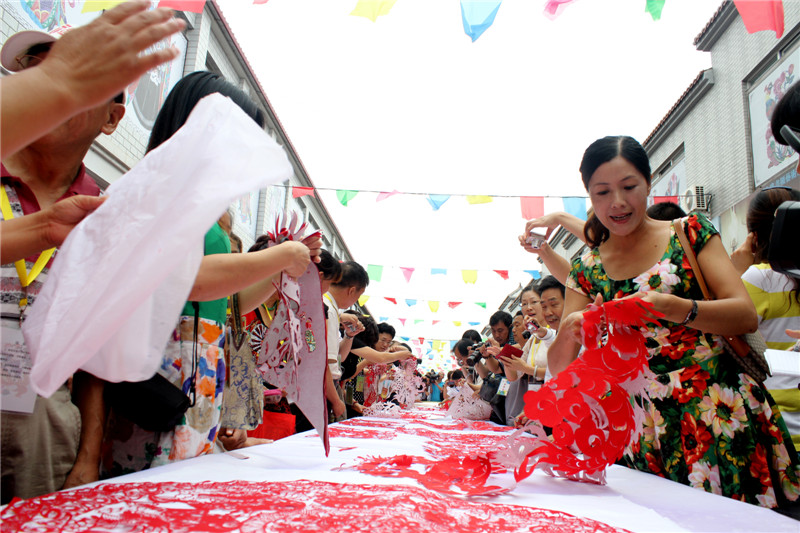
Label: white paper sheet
xmin=23 ymin=94 xmax=293 ymax=397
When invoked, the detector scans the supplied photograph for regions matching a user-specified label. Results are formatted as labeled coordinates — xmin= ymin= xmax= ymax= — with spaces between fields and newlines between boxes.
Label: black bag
xmin=105 ymin=303 xmax=199 ymax=432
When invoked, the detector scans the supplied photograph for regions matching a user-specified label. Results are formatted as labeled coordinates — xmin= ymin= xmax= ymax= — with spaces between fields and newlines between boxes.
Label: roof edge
xmin=694 ymin=1 xmax=738 ymax=51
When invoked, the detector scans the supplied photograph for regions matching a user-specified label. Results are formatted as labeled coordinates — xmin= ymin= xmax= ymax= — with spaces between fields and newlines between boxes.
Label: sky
xmin=215 ymin=0 xmax=724 ymax=366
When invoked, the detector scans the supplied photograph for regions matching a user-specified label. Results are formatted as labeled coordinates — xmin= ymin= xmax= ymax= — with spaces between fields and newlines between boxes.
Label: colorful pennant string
xmin=462 ymin=270 xmax=478 ymax=284
xmin=384 ymin=297 xmax=397 ymax=304
xmin=358 ymin=295 xmax=370 ymax=306
xmin=159 ymin=0 xmax=206 ymax=13
xmin=376 ymin=190 xmax=400 ymax=201
xmin=543 ymin=0 xmax=578 ymax=20
xmin=466 ymin=195 xmax=493 ymax=205
xmin=427 ymin=194 xmax=450 ymax=211
xmin=645 ymin=0 xmax=665 ymax=21
xmin=448 ymin=302 xmax=462 ymax=309
xmin=428 ymin=301 xmax=440 ymax=313
xmin=336 ymin=190 xmax=359 ymax=206
xmin=292 ymin=186 xmax=315 ymax=199
xmin=493 ymin=270 xmax=509 ymax=280
xmin=520 ymin=196 xmax=544 ymax=220
xmin=405 ymin=299 xmax=417 ymax=306
xmin=431 ymin=268 xmax=447 ymax=275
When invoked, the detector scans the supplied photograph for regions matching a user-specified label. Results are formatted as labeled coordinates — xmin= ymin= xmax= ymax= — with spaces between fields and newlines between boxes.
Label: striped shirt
xmin=742 ymin=264 xmax=800 ymax=351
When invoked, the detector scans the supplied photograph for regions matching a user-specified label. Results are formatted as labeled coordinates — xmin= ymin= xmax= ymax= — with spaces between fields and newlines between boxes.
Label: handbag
xmin=673 ymin=219 xmax=772 ymax=383
xmin=104 ymin=302 xmax=198 ymax=432
xmin=219 ymin=294 xmax=265 ymax=430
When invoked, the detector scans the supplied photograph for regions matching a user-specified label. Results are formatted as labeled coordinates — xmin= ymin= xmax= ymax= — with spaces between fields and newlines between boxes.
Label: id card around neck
xmin=1 ymin=321 xmax=37 ymax=413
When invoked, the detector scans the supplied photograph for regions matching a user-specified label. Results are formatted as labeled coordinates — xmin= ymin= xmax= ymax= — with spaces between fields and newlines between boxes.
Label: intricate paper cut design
xmin=257 ymin=213 xmax=329 ymax=453
xmin=513 ymin=298 xmax=659 ymax=484
xmin=0 ymin=480 xmax=632 ymax=532
xmin=447 ymin=385 xmax=492 ymax=420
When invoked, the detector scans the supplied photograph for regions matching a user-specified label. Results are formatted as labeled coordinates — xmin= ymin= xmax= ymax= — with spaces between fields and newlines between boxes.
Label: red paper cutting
xmin=0 ymin=480 xmax=634 ymax=533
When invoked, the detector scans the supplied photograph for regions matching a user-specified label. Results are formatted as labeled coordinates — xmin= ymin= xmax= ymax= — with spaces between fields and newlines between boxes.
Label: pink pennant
xmin=543 ymin=0 xmax=578 ymax=20
xmin=399 ymin=318 xmax=406 ymax=326
xmin=253 ymin=0 xmax=269 ymax=3
xmin=733 ymin=0 xmax=784 ymax=37
xmin=384 ymin=297 xmax=397 ymax=304
xmin=400 ymin=267 xmax=415 ymax=282
xmin=448 ymin=302 xmax=462 ymax=309
xmin=292 ymin=186 xmax=315 ymax=199
xmin=432 ymin=320 xmax=440 ymax=326
xmin=520 ymin=196 xmax=544 ymax=220
xmin=158 ymin=0 xmax=206 ymax=13
xmin=493 ymin=270 xmax=509 ymax=280
xmin=376 ymin=190 xmax=400 ymax=202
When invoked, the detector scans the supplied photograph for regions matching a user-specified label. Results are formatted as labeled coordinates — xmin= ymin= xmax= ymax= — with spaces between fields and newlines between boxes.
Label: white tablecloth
xmin=85 ymin=407 xmax=796 ymax=533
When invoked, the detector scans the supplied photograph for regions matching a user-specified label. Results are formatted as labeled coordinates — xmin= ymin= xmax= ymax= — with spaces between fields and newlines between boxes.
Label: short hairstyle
xmin=537 ymin=275 xmax=565 ymax=298
xmin=316 ymin=249 xmax=342 ymax=283
xmin=398 ymin=343 xmax=412 ymax=352
xmin=489 ymin=310 xmax=512 ymax=328
xmin=147 ymin=71 xmax=265 ymax=154
xmin=377 ymin=322 xmax=396 ymax=338
xmin=451 ymin=369 xmax=464 ymax=381
xmin=646 ymin=201 xmax=686 ymax=221
xmin=771 ymin=81 xmax=800 ymax=145
xmin=454 ymin=338 xmax=472 ymax=357
xmin=579 ymin=136 xmax=651 ymax=248
xmin=461 ymin=329 xmax=482 ymax=344
xmin=248 ymin=234 xmax=270 ymax=253
xmin=333 ymin=261 xmax=369 ymax=291
xmin=514 ymin=310 xmax=523 ymax=317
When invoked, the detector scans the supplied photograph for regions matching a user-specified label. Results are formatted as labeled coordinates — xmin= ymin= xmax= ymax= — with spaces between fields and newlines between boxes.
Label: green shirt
xmin=182 ymin=222 xmax=230 ymax=325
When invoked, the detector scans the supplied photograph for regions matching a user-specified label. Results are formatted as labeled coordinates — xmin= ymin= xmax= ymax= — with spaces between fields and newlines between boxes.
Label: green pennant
xmin=645 ymin=0 xmax=665 ymax=21
xmin=366 ymin=264 xmax=383 ymax=282
xmin=336 ymin=190 xmax=358 ymax=206
xmin=476 ymin=302 xmax=486 ymax=309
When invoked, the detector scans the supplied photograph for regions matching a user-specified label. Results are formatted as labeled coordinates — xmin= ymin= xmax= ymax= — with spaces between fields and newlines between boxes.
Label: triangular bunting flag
xmin=399 ymin=318 xmax=407 ymax=326
xmin=427 ymin=194 xmax=451 ymax=211
xmin=415 ymin=320 xmax=424 ymax=325
xmin=466 ymin=195 xmax=493 ymax=204
xmin=462 ymin=270 xmax=478 ymax=284
xmin=450 ymin=340 xmax=457 ymax=350
xmin=733 ymin=0 xmax=784 ymax=38
xmin=431 ymin=268 xmax=447 ymax=275
xmin=82 ymin=1 xmax=125 ymax=12
xmin=336 ymin=189 xmax=359 ymax=206
xmin=158 ymin=0 xmax=206 ymax=13
xmin=493 ymin=270 xmax=509 ymax=280
xmin=524 ymin=270 xmax=542 ymax=280
xmin=468 ymin=321 xmax=481 ymax=326
xmin=292 ymin=186 xmax=315 ymax=199
xmin=543 ymin=0 xmax=578 ymax=21
xmin=428 ymin=301 xmax=440 ymax=313
xmin=379 ymin=316 xmax=388 ymax=322
xmin=400 ymin=267 xmax=415 ymax=282
xmin=384 ymin=297 xmax=397 ymax=304
xmin=367 ymin=264 xmax=383 ymax=282
xmin=476 ymin=302 xmax=487 ymax=309
xmin=405 ymin=299 xmax=417 ymax=306
xmin=432 ymin=320 xmax=440 ymax=326
xmin=645 ymin=0 xmax=665 ymax=21
xmin=350 ymin=0 xmax=398 ymax=22
xmin=448 ymin=302 xmax=462 ymax=309
xmin=520 ymin=196 xmax=544 ymax=220
xmin=358 ymin=295 xmax=370 ymax=306
xmin=460 ymin=0 xmax=502 ymax=42
xmin=563 ymin=196 xmax=587 ymax=221
xmin=453 ymin=321 xmax=462 ymax=327
xmin=376 ymin=190 xmax=400 ymax=201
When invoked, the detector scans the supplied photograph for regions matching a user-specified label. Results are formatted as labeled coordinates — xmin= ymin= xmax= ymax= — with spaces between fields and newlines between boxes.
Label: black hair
xmin=399 ymin=343 xmax=412 ymax=352
xmin=771 ymin=81 xmax=800 ymax=144
xmin=316 ymin=249 xmax=342 ymax=283
xmin=343 ymin=311 xmax=378 ymax=348
xmin=537 ymin=275 xmax=565 ymax=298
xmin=461 ymin=329 xmax=482 ymax=344
xmin=514 ymin=310 xmax=523 ymax=317
xmin=451 ymin=369 xmax=464 ymax=381
xmin=147 ymin=71 xmax=265 ymax=153
xmin=747 ymin=187 xmax=800 ymax=305
xmin=332 ymin=261 xmax=369 ymax=291
xmin=377 ymin=322 xmax=396 ymax=338
xmin=454 ymin=339 xmax=472 ymax=357
xmin=646 ymin=201 xmax=686 ymax=221
xmin=248 ymin=234 xmax=270 ymax=253
xmin=579 ymin=136 xmax=651 ymax=248
xmin=489 ymin=311 xmax=512 ymax=328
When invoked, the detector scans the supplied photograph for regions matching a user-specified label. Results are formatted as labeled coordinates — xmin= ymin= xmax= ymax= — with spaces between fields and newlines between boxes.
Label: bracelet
xmin=681 ymin=299 xmax=698 ymax=325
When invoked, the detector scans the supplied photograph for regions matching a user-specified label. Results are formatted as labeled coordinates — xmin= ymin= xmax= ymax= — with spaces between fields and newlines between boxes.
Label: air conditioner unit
xmin=681 ymin=186 xmax=710 ymax=213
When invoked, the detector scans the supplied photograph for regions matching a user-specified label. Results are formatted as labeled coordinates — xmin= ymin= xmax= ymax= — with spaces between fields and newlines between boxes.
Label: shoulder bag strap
xmin=672 ymin=218 xmax=712 ymax=301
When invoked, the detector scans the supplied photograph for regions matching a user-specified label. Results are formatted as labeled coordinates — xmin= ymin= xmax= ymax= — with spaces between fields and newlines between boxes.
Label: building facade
xmin=0 ymin=0 xmax=352 ymax=259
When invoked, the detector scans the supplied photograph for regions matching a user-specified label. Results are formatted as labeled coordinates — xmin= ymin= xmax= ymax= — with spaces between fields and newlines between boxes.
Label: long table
xmin=2 ymin=406 xmax=796 ymax=532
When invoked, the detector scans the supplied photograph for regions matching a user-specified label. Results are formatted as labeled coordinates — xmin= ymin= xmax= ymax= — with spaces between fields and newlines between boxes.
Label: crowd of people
xmin=1 ymin=0 xmax=799 ymax=515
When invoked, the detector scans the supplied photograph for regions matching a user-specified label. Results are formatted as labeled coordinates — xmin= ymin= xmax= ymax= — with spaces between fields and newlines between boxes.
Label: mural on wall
xmin=232 ymin=191 xmax=261 ymax=242
xmin=8 ymin=1 xmax=187 ymax=138
xmin=648 ymin=158 xmax=685 ymax=207
xmin=749 ymin=48 xmax=799 ymax=187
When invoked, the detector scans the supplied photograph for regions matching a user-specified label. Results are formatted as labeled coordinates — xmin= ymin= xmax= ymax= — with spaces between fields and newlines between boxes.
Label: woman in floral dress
xmin=547 ymin=136 xmax=800 ymax=508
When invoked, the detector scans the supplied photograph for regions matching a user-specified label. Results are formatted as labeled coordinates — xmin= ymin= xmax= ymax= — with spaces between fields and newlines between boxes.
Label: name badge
xmin=1 ymin=321 xmax=37 ymax=413
xmin=497 ymin=377 xmax=511 ymax=397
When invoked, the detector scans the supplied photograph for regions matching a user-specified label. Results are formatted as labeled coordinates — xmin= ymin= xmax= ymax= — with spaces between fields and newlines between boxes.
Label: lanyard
xmin=0 ymin=186 xmax=55 ymax=320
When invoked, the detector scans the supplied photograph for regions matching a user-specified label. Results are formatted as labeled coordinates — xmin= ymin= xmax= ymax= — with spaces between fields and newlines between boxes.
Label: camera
xmin=424 ymin=370 xmax=439 ymax=383
xmin=525 ymin=231 xmax=547 ymax=249
xmin=447 ymin=380 xmax=456 ymax=388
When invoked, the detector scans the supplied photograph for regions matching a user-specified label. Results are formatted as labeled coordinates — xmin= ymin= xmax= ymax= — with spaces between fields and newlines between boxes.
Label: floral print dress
xmin=568 ymin=214 xmax=800 ymax=508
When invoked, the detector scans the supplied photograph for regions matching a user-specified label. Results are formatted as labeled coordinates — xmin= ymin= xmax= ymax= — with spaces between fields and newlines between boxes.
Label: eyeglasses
xmin=15 ymin=54 xmax=44 ymax=70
